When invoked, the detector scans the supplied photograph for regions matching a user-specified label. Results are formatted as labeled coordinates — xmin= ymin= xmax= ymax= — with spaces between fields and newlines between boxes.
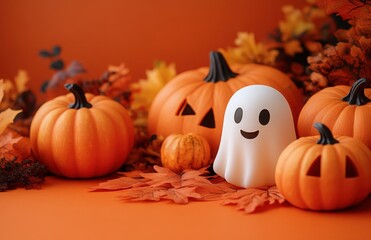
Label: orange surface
xmin=1 ymin=176 xmax=370 ymax=240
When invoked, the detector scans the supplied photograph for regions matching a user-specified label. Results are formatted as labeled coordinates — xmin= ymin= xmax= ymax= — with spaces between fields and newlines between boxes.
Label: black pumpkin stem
xmin=342 ymin=78 xmax=370 ymax=105
xmin=65 ymin=83 xmax=92 ymax=109
xmin=314 ymin=122 xmax=339 ymax=145
xmin=204 ymin=51 xmax=238 ymax=83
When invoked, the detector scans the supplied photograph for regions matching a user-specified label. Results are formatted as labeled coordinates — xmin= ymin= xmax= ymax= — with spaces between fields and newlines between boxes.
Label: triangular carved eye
xmin=307 ymin=156 xmax=321 ymax=177
xmin=345 ymin=156 xmax=359 ymax=178
xmin=200 ymin=108 xmax=215 ymax=129
xmin=176 ymin=100 xmax=195 ymax=116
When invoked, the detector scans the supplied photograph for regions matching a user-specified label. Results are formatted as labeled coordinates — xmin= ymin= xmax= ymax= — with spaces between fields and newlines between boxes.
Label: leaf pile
xmin=220 ymin=1 xmax=337 ymax=96
xmin=0 ymin=79 xmax=48 ymax=191
xmin=92 ymin=166 xmax=285 ymax=213
xmin=307 ymin=0 xmax=371 ymax=93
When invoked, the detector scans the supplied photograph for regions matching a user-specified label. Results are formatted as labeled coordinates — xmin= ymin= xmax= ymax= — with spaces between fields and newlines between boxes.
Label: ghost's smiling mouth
xmin=240 ymin=129 xmax=259 ymax=139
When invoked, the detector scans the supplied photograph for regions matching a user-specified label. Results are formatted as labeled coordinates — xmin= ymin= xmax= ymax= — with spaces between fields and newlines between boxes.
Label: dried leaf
xmin=14 ymin=70 xmax=29 ymax=93
xmin=0 ymin=81 xmax=22 ymax=135
xmin=92 ymin=166 xmax=285 ymax=213
xmin=45 ymin=61 xmax=85 ymax=90
xmin=220 ymin=32 xmax=278 ymax=65
xmin=130 ymin=61 xmax=176 ymax=111
xmin=222 ymin=186 xmax=285 ymax=214
xmin=99 ymin=63 xmax=132 ymax=99
xmin=139 ymin=165 xmax=182 ymax=188
xmin=315 ymin=0 xmax=371 ymax=21
xmin=0 ymin=130 xmax=22 ymax=159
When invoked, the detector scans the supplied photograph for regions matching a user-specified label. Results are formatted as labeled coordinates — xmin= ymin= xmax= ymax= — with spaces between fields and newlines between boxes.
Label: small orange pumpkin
xmin=298 ymin=78 xmax=371 ymax=149
xmin=275 ymin=123 xmax=371 ymax=211
xmin=161 ymin=133 xmax=211 ymax=173
xmin=30 ymin=83 xmax=135 ymax=178
xmin=149 ymin=51 xmax=303 ymax=157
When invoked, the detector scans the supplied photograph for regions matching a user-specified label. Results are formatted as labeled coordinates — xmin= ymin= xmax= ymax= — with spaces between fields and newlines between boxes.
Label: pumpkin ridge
xmin=30 ymin=108 xmax=63 ymax=172
xmin=333 ymin=106 xmax=356 ymax=136
xmin=297 ymin=143 xmax=319 ymax=208
xmin=34 ymin=108 xmax=66 ymax=174
xmin=88 ymin=108 xmax=113 ymax=176
xmin=53 ymin=109 xmax=77 ymax=177
xmin=316 ymin=101 xmax=347 ymax=129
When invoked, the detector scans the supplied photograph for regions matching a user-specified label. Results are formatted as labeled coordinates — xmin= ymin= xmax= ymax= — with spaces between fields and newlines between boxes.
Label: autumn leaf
xmin=221 ymin=186 xmax=285 ymax=214
xmin=130 ymin=61 xmax=176 ymax=111
xmin=0 ymin=80 xmax=22 ymax=135
xmin=315 ymin=0 xmax=371 ymax=21
xmin=92 ymin=166 xmax=285 ymax=212
xmin=0 ymin=80 xmax=47 ymax=191
xmin=220 ymin=32 xmax=278 ymax=65
xmin=99 ymin=63 xmax=132 ymax=98
xmin=14 ymin=70 xmax=29 ymax=93
xmin=0 ymin=129 xmax=22 ymax=159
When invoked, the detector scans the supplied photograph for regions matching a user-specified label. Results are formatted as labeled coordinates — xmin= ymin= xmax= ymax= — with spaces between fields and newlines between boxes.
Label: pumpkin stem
xmin=65 ymin=83 xmax=92 ymax=109
xmin=342 ymin=78 xmax=370 ymax=105
xmin=314 ymin=122 xmax=339 ymax=145
xmin=204 ymin=51 xmax=238 ymax=83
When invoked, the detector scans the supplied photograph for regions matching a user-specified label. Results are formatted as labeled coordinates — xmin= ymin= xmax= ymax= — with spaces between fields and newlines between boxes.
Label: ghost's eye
xmin=234 ymin=107 xmax=243 ymax=124
xmin=259 ymin=109 xmax=270 ymax=125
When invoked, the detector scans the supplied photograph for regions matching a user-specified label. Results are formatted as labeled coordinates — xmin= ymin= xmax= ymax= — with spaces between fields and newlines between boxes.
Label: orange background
xmin=0 ymin=0 xmax=305 ymax=101
xmin=1 ymin=1 xmax=371 ymax=239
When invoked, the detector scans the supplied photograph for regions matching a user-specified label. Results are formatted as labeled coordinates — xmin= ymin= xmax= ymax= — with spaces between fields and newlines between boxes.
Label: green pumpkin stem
xmin=342 ymin=78 xmax=370 ymax=105
xmin=204 ymin=51 xmax=238 ymax=83
xmin=314 ymin=122 xmax=339 ymax=145
xmin=65 ymin=83 xmax=92 ymax=109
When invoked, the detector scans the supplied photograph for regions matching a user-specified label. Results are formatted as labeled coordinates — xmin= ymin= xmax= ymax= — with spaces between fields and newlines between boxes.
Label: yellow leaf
xmin=279 ymin=5 xmax=315 ymax=42
xmin=0 ymin=108 xmax=22 ymax=135
xmin=131 ymin=61 xmax=176 ymax=110
xmin=0 ymin=80 xmax=22 ymax=135
xmin=15 ymin=70 xmax=29 ymax=93
xmin=220 ymin=32 xmax=278 ymax=65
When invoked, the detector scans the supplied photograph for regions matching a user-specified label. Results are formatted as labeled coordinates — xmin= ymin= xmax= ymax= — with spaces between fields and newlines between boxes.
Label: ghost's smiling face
xmin=234 ymin=107 xmax=270 ymax=140
xmin=213 ymin=85 xmax=297 ymax=189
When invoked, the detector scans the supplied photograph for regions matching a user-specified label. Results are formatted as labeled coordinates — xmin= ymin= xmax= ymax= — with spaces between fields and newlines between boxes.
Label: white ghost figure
xmin=213 ymin=85 xmax=297 ymax=188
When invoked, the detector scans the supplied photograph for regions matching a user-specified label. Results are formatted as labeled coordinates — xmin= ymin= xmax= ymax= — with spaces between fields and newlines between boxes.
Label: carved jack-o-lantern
xmin=275 ymin=123 xmax=371 ymax=211
xmin=148 ymin=51 xmax=303 ymax=157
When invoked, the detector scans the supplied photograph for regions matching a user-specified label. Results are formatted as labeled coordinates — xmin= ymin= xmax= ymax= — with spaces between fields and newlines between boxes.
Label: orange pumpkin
xmin=275 ymin=123 xmax=371 ymax=211
xmin=148 ymin=51 xmax=303 ymax=157
xmin=161 ymin=133 xmax=211 ymax=173
xmin=30 ymin=83 xmax=135 ymax=178
xmin=298 ymin=78 xmax=371 ymax=149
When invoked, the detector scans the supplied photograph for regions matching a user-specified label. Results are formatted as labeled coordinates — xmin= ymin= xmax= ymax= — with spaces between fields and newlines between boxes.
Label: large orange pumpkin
xmin=298 ymin=78 xmax=371 ymax=149
xmin=30 ymin=83 xmax=135 ymax=178
xmin=148 ymin=51 xmax=303 ymax=157
xmin=276 ymin=123 xmax=371 ymax=211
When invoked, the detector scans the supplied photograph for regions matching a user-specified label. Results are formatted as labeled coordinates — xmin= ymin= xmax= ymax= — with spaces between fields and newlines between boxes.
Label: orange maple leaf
xmin=92 ymin=166 xmax=286 ymax=212
xmin=0 ymin=129 xmax=22 ymax=159
xmin=222 ymin=186 xmax=285 ymax=214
